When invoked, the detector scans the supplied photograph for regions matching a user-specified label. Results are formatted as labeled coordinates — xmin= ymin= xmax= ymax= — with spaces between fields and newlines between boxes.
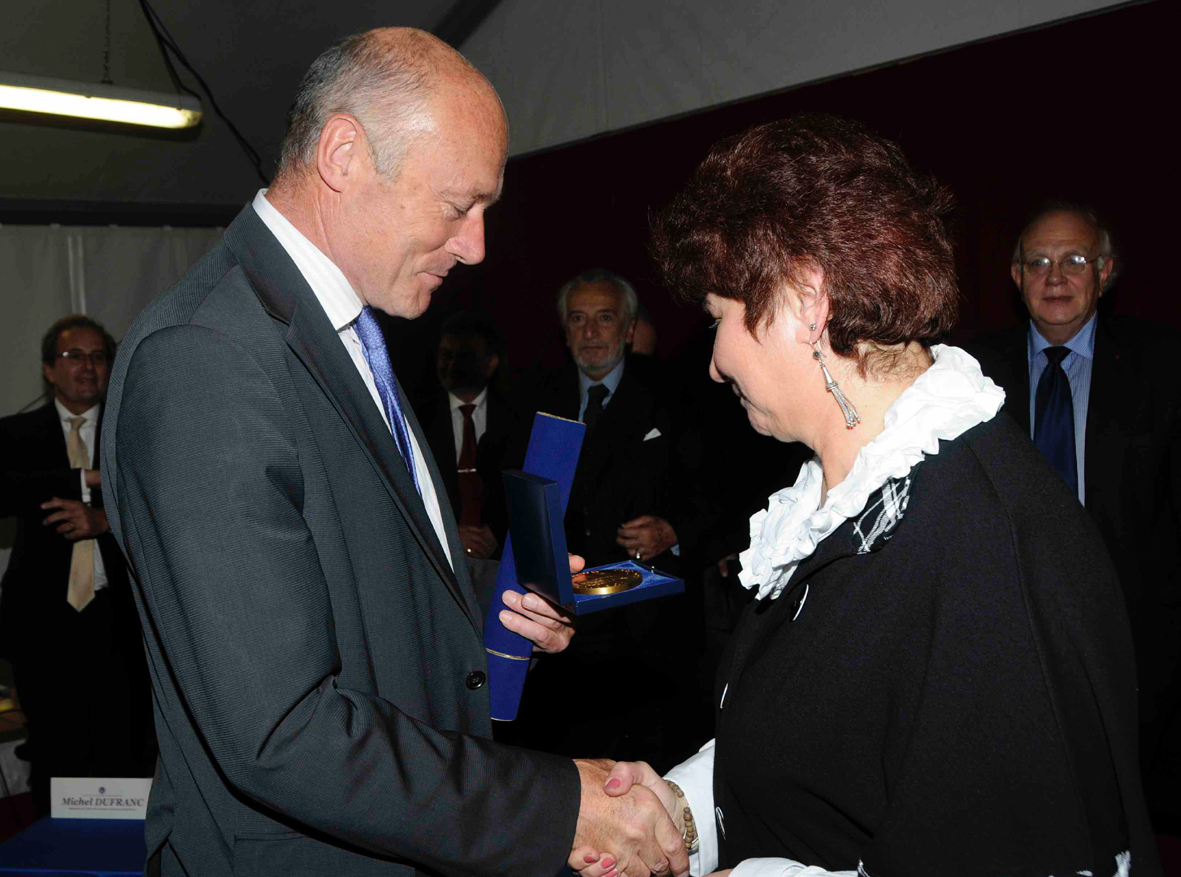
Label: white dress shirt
xmin=577 ymin=358 xmax=625 ymax=422
xmin=252 ymin=190 xmax=453 ymax=570
xmin=55 ymin=399 xmax=108 ymax=592
xmin=449 ymin=387 xmax=489 ymax=463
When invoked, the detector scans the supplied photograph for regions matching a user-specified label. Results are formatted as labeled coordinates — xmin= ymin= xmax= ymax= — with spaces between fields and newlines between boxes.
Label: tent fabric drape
xmin=462 ymin=0 xmax=1125 ymax=158
xmin=0 ymin=224 xmax=220 ymax=592
xmin=0 ymin=224 xmax=221 ymax=418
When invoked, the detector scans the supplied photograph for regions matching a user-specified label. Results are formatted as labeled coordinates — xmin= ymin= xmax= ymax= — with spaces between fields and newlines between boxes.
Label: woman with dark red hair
xmin=572 ymin=116 xmax=1158 ymax=877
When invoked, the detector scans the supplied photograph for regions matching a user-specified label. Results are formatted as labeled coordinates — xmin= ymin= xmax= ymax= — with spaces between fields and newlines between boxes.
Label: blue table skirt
xmin=0 ymin=817 xmax=144 ymax=876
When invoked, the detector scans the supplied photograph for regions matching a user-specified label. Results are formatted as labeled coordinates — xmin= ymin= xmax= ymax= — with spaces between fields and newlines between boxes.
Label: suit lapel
xmin=426 ymin=392 xmax=461 ymax=511
xmin=37 ymin=402 xmax=69 ymax=468
xmin=1083 ymin=320 xmax=1136 ymax=510
xmin=222 ymin=207 xmax=479 ymax=631
xmin=1000 ymin=326 xmax=1031 ymax=435
xmin=400 ymin=391 xmax=481 ymax=623
xmin=578 ymin=368 xmax=644 ymax=488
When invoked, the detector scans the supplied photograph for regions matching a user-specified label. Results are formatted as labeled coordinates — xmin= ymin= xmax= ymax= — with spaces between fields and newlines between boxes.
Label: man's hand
xmin=716 ymin=553 xmax=738 ymax=578
xmin=570 ymin=758 xmax=688 ymax=877
xmin=42 ymin=497 xmax=108 ymax=540
xmin=459 ymin=523 xmax=498 ymax=559
xmin=498 ymin=553 xmax=584 ymax=654
xmin=574 ymin=762 xmax=686 ymax=877
xmin=616 ymin=516 xmax=677 ymax=563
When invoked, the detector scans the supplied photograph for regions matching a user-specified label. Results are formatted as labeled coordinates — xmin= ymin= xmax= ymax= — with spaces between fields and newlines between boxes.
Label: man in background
xmin=419 ymin=311 xmax=521 ymax=560
xmin=517 ymin=269 xmax=704 ymax=768
xmin=0 ymin=315 xmax=152 ymax=814
xmin=969 ymin=203 xmax=1181 ymax=830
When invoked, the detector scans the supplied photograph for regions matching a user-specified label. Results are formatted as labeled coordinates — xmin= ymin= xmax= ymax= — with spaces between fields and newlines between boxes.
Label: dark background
xmin=383 ymin=0 xmax=1177 ymax=401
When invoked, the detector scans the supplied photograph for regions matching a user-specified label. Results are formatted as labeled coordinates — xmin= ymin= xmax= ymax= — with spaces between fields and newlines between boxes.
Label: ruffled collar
xmin=737 ymin=345 xmax=1004 ymax=600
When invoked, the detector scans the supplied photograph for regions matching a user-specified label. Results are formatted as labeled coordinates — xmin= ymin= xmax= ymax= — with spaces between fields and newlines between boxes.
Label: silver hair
xmin=556 ymin=268 xmax=640 ymax=326
xmin=275 ymin=31 xmax=437 ymax=182
xmin=1011 ymin=202 xmax=1120 ymax=291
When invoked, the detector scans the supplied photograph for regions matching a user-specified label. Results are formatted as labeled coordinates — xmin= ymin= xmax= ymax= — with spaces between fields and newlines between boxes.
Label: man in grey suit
xmin=102 ymin=28 xmax=686 ymax=877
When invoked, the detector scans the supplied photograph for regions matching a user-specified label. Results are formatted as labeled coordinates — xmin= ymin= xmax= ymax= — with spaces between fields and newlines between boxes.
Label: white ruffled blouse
xmin=737 ymin=344 xmax=1005 ymax=602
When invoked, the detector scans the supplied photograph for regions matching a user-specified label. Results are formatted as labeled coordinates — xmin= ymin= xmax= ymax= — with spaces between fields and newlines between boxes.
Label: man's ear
xmin=316 ymin=114 xmax=365 ymax=193
xmin=1098 ymin=256 xmax=1114 ymax=296
xmin=482 ymin=354 xmax=500 ymax=379
xmin=1010 ymin=262 xmax=1024 ymax=290
xmin=42 ymin=362 xmax=56 ymax=388
xmin=624 ymin=318 xmax=637 ymax=346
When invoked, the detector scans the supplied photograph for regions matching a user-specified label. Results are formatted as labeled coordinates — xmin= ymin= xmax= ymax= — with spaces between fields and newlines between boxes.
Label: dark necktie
xmin=353 ymin=306 xmax=420 ymax=494
xmin=583 ymin=384 xmax=609 ymax=432
xmin=457 ymin=403 xmax=482 ymax=526
xmin=1034 ymin=346 xmax=1078 ymax=495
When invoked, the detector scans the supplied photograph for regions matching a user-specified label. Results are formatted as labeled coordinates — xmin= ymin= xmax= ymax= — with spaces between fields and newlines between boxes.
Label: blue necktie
xmin=1034 ymin=346 xmax=1078 ymax=495
xmin=354 ymin=306 xmax=420 ymax=494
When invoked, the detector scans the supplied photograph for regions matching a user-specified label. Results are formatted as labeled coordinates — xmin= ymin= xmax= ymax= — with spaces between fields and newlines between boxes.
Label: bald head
xmin=275 ymin=28 xmax=502 ymax=184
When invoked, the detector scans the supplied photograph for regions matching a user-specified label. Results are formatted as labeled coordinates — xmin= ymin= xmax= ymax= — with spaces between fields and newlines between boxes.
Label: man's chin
xmin=574 ymin=351 xmax=621 ymax=376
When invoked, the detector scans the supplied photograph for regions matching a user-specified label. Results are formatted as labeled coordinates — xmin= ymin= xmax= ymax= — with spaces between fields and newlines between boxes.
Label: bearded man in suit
xmin=0 ymin=315 xmax=153 ymax=814
xmin=419 ymin=312 xmax=521 ymax=561
xmin=101 ymin=28 xmax=686 ymax=877
xmin=968 ymin=203 xmax=1181 ymax=831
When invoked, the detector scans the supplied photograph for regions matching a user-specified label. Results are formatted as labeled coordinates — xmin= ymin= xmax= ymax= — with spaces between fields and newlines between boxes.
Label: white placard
xmin=51 ymin=777 xmax=151 ymax=819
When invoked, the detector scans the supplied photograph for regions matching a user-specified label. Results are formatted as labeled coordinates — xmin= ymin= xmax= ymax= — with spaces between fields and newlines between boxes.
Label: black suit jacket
xmin=967 ymin=320 xmax=1181 ymax=711
xmin=101 ymin=205 xmax=579 ymax=877
xmin=0 ymin=402 xmax=132 ymax=661
xmin=536 ymin=361 xmax=677 ymax=571
xmin=419 ymin=388 xmax=522 ymax=546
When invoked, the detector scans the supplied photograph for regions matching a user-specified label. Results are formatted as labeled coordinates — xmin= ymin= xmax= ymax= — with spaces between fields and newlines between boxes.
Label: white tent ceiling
xmin=0 ymin=0 xmax=1132 ymax=210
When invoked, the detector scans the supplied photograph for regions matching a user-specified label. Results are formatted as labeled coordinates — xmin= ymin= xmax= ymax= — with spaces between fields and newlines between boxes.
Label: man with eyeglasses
xmin=0 ymin=315 xmax=154 ymax=814
xmin=969 ymin=202 xmax=1181 ymax=835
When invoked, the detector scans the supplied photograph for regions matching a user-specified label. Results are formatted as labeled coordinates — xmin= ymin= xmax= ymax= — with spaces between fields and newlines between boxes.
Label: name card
xmin=51 ymin=777 xmax=151 ymax=819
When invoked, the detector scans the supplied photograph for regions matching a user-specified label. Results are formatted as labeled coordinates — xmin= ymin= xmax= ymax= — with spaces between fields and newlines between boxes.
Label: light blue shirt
xmin=1027 ymin=313 xmax=1096 ymax=505
xmin=577 ymin=359 xmax=625 ymax=423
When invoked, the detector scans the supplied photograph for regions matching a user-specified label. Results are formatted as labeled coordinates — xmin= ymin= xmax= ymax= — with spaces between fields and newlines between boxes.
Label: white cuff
xmin=665 ymin=738 xmax=717 ymax=877
xmin=732 ymin=858 xmax=858 ymax=877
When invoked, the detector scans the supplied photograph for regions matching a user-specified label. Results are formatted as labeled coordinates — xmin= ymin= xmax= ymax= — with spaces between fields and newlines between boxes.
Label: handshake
xmin=569 ymin=759 xmax=693 ymax=877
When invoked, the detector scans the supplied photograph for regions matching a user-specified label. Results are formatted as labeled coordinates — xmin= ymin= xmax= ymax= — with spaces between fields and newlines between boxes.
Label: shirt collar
xmin=55 ymin=399 xmax=100 ymax=424
xmin=1028 ymin=312 xmax=1098 ymax=362
xmin=252 ymin=189 xmax=363 ymax=332
xmin=449 ymin=387 xmax=488 ymax=412
xmin=579 ymin=358 xmax=626 ymax=401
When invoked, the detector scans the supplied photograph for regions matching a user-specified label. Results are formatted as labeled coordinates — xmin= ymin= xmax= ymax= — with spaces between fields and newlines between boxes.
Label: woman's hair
xmin=651 ymin=114 xmax=958 ymax=374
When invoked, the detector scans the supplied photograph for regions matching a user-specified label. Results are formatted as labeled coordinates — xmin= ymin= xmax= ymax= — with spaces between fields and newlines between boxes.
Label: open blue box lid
xmin=502 ymin=470 xmax=684 ymax=615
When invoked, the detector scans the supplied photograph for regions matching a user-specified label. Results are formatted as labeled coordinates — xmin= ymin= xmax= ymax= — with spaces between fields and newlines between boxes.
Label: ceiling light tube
xmin=0 ymin=71 xmax=202 ymax=129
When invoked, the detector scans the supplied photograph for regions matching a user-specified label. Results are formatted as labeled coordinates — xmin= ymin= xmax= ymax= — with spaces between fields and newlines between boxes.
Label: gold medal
xmin=571 ymin=568 xmax=643 ymax=595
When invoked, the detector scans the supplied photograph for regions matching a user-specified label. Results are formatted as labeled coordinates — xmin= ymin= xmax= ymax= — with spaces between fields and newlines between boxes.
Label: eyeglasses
xmin=1019 ymin=254 xmax=1100 ymax=276
xmin=55 ymin=349 xmax=110 ymax=367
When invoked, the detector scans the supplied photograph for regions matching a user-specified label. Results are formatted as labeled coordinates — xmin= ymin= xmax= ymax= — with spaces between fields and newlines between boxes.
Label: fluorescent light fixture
xmin=0 ymin=71 xmax=202 ymax=129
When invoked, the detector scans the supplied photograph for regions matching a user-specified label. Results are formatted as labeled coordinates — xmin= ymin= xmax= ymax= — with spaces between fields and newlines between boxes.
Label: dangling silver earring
xmin=810 ymin=339 xmax=860 ymax=429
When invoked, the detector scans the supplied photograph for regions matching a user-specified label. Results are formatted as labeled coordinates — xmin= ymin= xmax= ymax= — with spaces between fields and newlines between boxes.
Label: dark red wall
xmin=389 ymin=0 xmax=1177 ymax=399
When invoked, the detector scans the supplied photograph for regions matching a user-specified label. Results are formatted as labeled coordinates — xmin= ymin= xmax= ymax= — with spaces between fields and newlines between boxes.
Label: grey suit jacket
xmin=102 ymin=205 xmax=580 ymax=877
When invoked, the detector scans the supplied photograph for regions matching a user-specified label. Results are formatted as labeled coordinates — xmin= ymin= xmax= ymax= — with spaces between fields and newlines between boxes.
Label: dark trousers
xmin=15 ymin=589 xmax=155 ymax=815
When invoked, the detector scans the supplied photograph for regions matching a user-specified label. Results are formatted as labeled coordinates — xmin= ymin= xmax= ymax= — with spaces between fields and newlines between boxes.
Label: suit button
xmin=466 ymin=671 xmax=486 ymax=690
xmin=585 ymin=529 xmax=592 ymax=536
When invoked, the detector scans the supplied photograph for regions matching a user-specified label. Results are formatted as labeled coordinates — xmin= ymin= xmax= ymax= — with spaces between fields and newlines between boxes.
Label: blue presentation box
xmin=502 ymin=470 xmax=684 ymax=615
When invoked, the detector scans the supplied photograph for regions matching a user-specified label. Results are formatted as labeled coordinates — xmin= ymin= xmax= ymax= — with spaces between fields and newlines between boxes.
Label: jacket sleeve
xmin=0 ymin=417 xmax=83 ymax=517
xmin=111 ymin=325 xmax=581 ymax=877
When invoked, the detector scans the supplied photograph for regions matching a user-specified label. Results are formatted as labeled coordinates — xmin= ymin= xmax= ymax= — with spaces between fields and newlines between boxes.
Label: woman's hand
xmin=570 ymin=761 xmax=683 ymax=877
